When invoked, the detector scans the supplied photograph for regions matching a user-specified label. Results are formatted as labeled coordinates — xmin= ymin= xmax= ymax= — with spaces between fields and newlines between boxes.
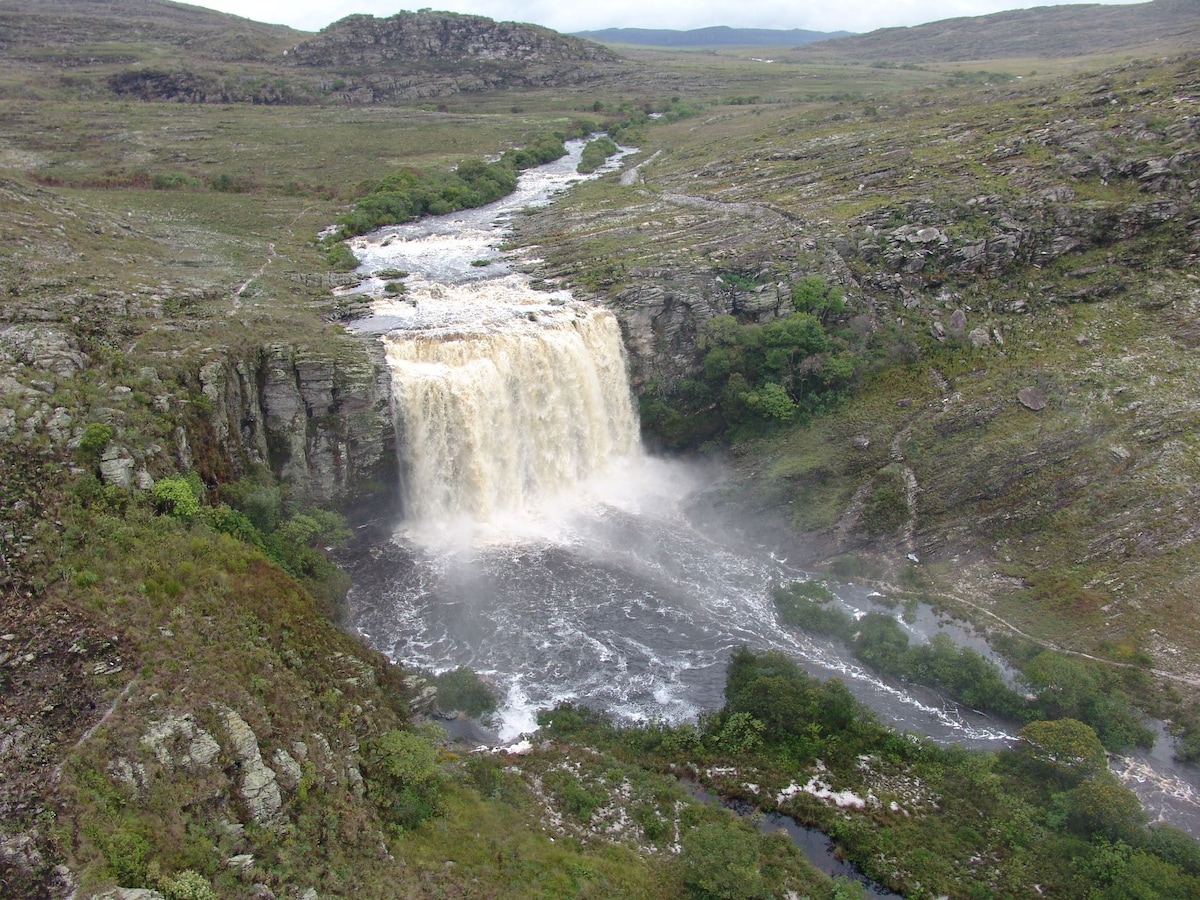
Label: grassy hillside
xmin=792 ymin=0 xmax=1200 ymax=61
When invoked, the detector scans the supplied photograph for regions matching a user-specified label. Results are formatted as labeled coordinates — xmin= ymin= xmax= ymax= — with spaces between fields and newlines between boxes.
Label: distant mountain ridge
xmin=796 ymin=0 xmax=1200 ymax=61
xmin=573 ymin=26 xmax=850 ymax=47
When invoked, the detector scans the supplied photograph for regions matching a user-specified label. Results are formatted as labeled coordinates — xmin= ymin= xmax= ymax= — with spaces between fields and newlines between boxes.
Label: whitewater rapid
xmin=341 ymin=138 xmax=1200 ymax=834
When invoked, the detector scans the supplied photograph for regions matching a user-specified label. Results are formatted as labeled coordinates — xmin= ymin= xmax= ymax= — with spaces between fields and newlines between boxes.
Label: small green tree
xmin=363 ymin=728 xmax=443 ymax=832
xmin=716 ymin=711 xmax=765 ymax=752
xmin=153 ymin=474 xmax=202 ymax=520
xmin=158 ymin=870 xmax=217 ymax=900
xmin=1017 ymin=718 xmax=1107 ymax=785
xmin=79 ymin=422 xmax=114 ymax=455
xmin=741 ymin=381 xmax=795 ymax=422
xmin=791 ymin=275 xmax=846 ymax=322
xmin=1064 ymin=773 xmax=1148 ymax=843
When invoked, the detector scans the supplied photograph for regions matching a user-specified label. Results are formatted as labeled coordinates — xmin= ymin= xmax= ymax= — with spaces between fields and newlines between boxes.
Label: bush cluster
xmin=334 ymin=133 xmax=567 ymax=238
xmin=771 ymin=584 xmax=1154 ymax=751
xmin=577 ymin=136 xmax=619 ymax=174
xmin=640 ymin=277 xmax=858 ymax=447
xmin=540 ymin=648 xmax=1200 ymax=898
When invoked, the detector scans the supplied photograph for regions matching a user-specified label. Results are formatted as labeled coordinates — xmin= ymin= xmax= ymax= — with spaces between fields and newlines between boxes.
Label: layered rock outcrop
xmin=196 ymin=339 xmax=397 ymax=508
xmin=288 ymin=11 xmax=618 ymax=69
xmin=282 ymin=10 xmax=624 ymax=101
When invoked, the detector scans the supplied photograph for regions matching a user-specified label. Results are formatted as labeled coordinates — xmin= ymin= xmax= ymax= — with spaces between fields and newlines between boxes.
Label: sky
xmin=192 ymin=0 xmax=1145 ymax=36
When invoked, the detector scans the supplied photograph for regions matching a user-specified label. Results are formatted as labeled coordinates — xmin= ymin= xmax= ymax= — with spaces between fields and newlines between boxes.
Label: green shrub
xmin=831 ymin=879 xmax=868 ymax=899
xmin=221 ymin=471 xmax=282 ymax=533
xmin=102 ymin=827 xmax=152 ymax=886
xmin=151 ymin=173 xmax=199 ymax=190
xmin=537 ymin=702 xmax=616 ymax=739
xmin=202 ymin=504 xmax=262 ymax=547
xmin=79 ymin=423 xmax=114 ymax=455
xmin=1063 ymin=773 xmax=1148 ymax=842
xmin=464 ymin=753 xmax=505 ymax=799
xmin=680 ymin=822 xmax=770 ymax=899
xmin=363 ymin=728 xmax=443 ymax=831
xmin=633 ymin=803 xmax=671 ymax=842
xmin=208 ymin=173 xmax=254 ymax=193
xmin=715 ymin=711 xmax=765 ymax=752
xmin=578 ymin=136 xmax=619 ymax=174
xmin=153 ymin=474 xmax=202 ymax=520
xmin=336 ymin=134 xmax=566 ymax=238
xmin=432 ymin=667 xmax=498 ymax=717
xmin=1146 ymin=825 xmax=1200 ymax=875
xmin=643 ymin=309 xmax=844 ymax=444
xmin=544 ymin=769 xmax=607 ymax=822
xmin=660 ymin=722 xmax=704 ymax=754
xmin=773 ymin=581 xmax=854 ymax=639
xmin=791 ymin=274 xmax=847 ymax=322
xmin=1016 ymin=718 xmax=1107 ymax=785
xmin=158 ymin=870 xmax=217 ymax=900
xmin=323 ymin=240 xmax=360 ymax=272
xmin=1022 ymin=651 xmax=1154 ymax=751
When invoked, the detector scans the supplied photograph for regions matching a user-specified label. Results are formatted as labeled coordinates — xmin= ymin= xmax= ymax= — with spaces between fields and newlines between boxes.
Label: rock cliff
xmin=0 ymin=320 xmax=397 ymax=512
xmin=195 ymin=340 xmax=397 ymax=509
xmin=282 ymin=10 xmax=626 ymax=101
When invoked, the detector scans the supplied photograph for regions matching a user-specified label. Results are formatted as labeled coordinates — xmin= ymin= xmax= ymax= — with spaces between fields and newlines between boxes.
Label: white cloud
xmin=193 ymin=0 xmax=1144 ymax=35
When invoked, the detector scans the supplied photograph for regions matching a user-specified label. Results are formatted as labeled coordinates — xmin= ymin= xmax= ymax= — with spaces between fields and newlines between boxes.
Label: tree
xmin=1022 ymin=651 xmax=1154 ymax=750
xmin=1064 ymin=773 xmax=1148 ymax=843
xmin=852 ymin=613 xmax=910 ymax=671
xmin=791 ymin=274 xmax=846 ymax=323
xmin=740 ymin=381 xmax=796 ymax=422
xmin=1016 ymin=718 xmax=1107 ymax=785
xmin=363 ymin=728 xmax=443 ymax=831
xmin=1022 ymin=651 xmax=1099 ymax=719
xmin=153 ymin=474 xmax=202 ymax=520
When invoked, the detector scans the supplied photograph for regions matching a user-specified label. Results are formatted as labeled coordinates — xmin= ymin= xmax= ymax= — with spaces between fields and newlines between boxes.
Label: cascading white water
xmin=342 ymin=140 xmax=1200 ymax=836
xmin=385 ymin=305 xmax=640 ymax=523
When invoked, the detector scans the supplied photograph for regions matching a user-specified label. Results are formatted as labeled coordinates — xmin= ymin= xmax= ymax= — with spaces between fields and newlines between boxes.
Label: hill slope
xmin=0 ymin=0 xmax=302 ymax=62
xmin=795 ymin=0 xmax=1200 ymax=60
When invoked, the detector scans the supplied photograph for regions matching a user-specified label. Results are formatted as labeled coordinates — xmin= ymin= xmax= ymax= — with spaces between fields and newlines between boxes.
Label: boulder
xmin=99 ymin=447 xmax=135 ymax=489
xmin=968 ymin=327 xmax=992 ymax=348
xmin=1018 ymin=386 xmax=1047 ymax=410
xmin=220 ymin=708 xmax=282 ymax=825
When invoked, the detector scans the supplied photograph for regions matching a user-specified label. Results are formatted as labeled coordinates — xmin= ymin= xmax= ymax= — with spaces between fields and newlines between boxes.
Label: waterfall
xmin=385 ymin=304 xmax=640 ymax=523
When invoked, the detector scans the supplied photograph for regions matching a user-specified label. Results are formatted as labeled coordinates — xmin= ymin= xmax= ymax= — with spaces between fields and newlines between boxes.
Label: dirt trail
xmin=229 ymin=206 xmax=315 ymax=316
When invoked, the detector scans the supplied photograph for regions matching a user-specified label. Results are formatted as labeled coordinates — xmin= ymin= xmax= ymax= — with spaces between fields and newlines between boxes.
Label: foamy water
xmin=341 ymin=138 xmax=1200 ymax=834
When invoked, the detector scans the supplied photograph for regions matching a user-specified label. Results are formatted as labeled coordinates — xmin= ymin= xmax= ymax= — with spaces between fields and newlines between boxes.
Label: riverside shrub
xmin=336 ymin=133 xmax=567 ymax=238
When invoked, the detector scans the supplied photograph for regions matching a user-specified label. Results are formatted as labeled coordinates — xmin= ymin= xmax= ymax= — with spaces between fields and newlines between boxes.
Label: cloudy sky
xmin=193 ymin=0 xmax=1143 ymax=35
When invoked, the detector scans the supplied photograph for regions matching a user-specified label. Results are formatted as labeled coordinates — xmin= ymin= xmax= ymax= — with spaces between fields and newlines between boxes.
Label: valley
xmin=2 ymin=1 xmax=1200 ymax=897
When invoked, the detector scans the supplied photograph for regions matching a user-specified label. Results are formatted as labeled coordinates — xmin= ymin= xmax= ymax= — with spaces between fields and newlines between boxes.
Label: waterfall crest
xmin=385 ymin=305 xmax=640 ymax=523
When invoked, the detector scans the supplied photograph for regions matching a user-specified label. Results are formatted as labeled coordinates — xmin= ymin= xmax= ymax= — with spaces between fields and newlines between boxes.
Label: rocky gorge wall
xmin=193 ymin=338 xmax=397 ymax=510
xmin=0 ymin=323 xmax=398 ymax=522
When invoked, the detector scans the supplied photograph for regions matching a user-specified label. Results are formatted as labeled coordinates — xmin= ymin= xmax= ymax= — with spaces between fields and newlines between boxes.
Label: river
xmin=341 ymin=138 xmax=1200 ymax=836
